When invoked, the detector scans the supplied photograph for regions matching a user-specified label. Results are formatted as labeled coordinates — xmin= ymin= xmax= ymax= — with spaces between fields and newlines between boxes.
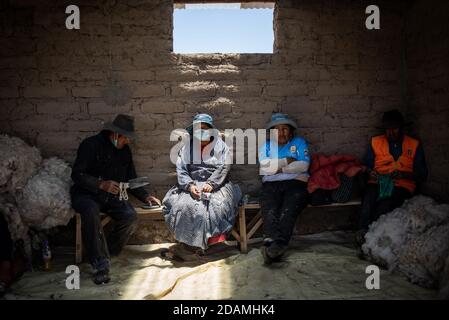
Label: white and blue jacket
xmin=258 ymin=136 xmax=310 ymax=183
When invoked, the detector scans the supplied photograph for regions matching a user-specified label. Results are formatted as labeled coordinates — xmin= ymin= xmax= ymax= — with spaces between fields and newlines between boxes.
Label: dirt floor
xmin=3 ymin=231 xmax=437 ymax=300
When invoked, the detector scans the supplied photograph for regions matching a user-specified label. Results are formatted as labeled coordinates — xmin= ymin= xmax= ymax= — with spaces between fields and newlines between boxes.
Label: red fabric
xmin=207 ymin=234 xmax=227 ymax=246
xmin=307 ymin=153 xmax=366 ymax=193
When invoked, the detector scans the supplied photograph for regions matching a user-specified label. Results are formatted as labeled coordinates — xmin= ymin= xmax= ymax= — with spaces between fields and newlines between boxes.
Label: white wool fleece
xmin=0 ymin=134 xmax=42 ymax=193
xmin=17 ymin=158 xmax=75 ymax=230
xmin=362 ymin=195 xmax=449 ymax=293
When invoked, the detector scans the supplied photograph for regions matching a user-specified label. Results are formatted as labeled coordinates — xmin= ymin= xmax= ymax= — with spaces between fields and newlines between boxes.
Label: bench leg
xmin=238 ymin=206 xmax=248 ymax=254
xmin=75 ymin=213 xmax=82 ymax=264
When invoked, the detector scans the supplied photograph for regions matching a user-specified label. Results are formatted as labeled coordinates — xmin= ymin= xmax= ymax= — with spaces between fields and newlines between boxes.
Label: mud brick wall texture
xmin=405 ymin=1 xmax=449 ymax=202
xmin=0 ymin=0 xmax=447 ymax=205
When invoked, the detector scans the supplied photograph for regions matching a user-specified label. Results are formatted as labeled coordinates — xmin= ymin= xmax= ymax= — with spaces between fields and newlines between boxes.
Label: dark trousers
xmin=260 ymin=180 xmax=309 ymax=246
xmin=0 ymin=213 xmax=13 ymax=262
xmin=71 ymin=193 xmax=138 ymax=271
xmin=358 ymin=184 xmax=412 ymax=230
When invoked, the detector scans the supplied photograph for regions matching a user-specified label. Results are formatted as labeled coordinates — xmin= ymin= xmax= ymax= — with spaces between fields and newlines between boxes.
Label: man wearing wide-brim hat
xmin=356 ymin=109 xmax=428 ymax=246
xmin=71 ymin=114 xmax=161 ymax=285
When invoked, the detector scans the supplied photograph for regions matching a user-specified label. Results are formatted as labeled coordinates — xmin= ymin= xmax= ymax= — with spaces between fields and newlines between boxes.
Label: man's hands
xmin=99 ymin=180 xmax=162 ymax=205
xmin=189 ymin=183 xmax=213 ymax=199
xmin=145 ymin=195 xmax=162 ymax=206
xmin=99 ymin=180 xmax=120 ymax=195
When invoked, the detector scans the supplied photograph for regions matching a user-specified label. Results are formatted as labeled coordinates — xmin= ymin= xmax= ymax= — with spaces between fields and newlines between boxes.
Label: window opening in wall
xmin=173 ymin=2 xmax=275 ymax=54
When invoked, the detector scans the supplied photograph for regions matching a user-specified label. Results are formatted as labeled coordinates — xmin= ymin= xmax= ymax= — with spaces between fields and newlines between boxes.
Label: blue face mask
xmin=193 ymin=129 xmax=210 ymax=141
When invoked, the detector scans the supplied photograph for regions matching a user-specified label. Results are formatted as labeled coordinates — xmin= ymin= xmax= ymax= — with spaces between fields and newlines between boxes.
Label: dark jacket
xmin=70 ymin=131 xmax=149 ymax=202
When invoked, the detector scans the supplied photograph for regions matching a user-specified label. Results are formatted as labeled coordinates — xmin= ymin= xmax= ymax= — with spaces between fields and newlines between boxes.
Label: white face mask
xmin=193 ymin=129 xmax=210 ymax=142
xmin=112 ymin=133 xmax=119 ymax=148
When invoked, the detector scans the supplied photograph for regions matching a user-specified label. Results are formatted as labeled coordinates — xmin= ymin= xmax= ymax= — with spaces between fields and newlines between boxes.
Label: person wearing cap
xmin=356 ymin=109 xmax=428 ymax=245
xmin=162 ymin=114 xmax=242 ymax=256
xmin=258 ymin=113 xmax=310 ymax=264
xmin=70 ymin=114 xmax=161 ymax=284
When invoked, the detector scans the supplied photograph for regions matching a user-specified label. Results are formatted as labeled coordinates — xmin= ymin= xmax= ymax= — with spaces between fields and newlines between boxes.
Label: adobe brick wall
xmin=0 ymin=0 xmax=409 ymax=202
xmin=405 ymin=0 xmax=449 ymax=202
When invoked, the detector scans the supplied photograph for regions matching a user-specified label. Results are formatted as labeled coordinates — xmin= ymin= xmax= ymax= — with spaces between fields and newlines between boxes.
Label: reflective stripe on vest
xmin=371 ymin=134 xmax=419 ymax=193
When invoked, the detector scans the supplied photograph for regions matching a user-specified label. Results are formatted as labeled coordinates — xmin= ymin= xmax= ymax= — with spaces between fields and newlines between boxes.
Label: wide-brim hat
xmin=377 ymin=109 xmax=412 ymax=129
xmin=186 ymin=113 xmax=216 ymax=134
xmin=266 ymin=113 xmax=298 ymax=130
xmin=103 ymin=114 xmax=136 ymax=139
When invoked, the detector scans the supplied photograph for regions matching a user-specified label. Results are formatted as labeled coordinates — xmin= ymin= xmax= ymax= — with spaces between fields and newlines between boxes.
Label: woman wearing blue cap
xmin=258 ymin=113 xmax=310 ymax=264
xmin=162 ymin=114 xmax=242 ymax=256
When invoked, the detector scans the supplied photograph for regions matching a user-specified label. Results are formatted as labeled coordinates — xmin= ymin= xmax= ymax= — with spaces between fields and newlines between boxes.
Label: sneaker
xmin=93 ymin=269 xmax=110 ymax=285
xmin=261 ymin=246 xmax=273 ymax=265
xmin=266 ymin=242 xmax=287 ymax=260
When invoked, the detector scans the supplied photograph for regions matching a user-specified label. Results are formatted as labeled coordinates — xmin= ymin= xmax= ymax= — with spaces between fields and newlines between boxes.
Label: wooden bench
xmin=232 ymin=200 xmax=362 ymax=254
xmin=75 ymin=207 xmax=163 ymax=264
xmin=75 ymin=200 xmax=361 ymax=263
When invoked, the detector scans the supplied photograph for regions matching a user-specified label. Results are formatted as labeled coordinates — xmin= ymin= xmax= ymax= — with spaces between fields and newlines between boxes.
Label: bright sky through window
xmin=173 ymin=3 xmax=274 ymax=54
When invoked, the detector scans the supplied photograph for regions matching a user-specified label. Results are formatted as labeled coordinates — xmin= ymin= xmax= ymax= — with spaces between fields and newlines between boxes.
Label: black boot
xmin=93 ymin=269 xmax=110 ymax=285
xmin=261 ymin=240 xmax=287 ymax=265
xmin=266 ymin=242 xmax=287 ymax=261
xmin=261 ymin=245 xmax=273 ymax=265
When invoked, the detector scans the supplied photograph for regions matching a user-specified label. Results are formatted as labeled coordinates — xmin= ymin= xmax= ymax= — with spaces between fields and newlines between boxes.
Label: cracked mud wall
xmin=1 ymin=0 xmax=448 ymax=243
xmin=0 ymin=0 xmax=409 ymax=197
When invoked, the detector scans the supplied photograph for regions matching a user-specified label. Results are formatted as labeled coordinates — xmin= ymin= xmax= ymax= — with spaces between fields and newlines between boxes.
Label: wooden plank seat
xmin=75 ymin=207 xmax=163 ymax=264
xmin=232 ymin=200 xmax=362 ymax=254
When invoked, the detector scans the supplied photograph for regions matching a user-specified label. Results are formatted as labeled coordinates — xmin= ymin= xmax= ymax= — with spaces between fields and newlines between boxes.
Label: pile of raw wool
xmin=0 ymin=135 xmax=74 ymax=237
xmin=18 ymin=157 xmax=75 ymax=230
xmin=0 ymin=134 xmax=41 ymax=194
xmin=362 ymin=195 xmax=449 ymax=299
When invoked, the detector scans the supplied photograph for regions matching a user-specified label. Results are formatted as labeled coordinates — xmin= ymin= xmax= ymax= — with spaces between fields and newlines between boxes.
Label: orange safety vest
xmin=370 ymin=134 xmax=419 ymax=193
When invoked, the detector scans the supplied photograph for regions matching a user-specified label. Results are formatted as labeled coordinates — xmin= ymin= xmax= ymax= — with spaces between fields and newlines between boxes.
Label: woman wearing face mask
xmin=162 ymin=114 xmax=242 ymax=257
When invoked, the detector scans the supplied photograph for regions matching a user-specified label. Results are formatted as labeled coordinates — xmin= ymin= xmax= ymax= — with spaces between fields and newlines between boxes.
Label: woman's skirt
xmin=162 ymin=181 xmax=242 ymax=249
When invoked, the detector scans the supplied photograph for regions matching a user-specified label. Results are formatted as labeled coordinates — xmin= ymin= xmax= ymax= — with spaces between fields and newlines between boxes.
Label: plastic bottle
xmin=42 ymin=240 xmax=52 ymax=271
